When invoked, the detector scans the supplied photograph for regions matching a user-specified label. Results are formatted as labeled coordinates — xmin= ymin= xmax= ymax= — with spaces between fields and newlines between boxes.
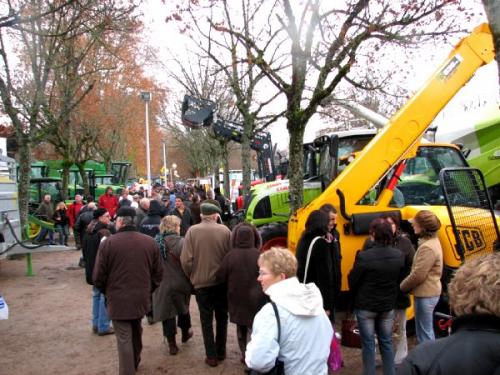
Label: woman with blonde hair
xmin=53 ymin=201 xmax=69 ymax=246
xmin=400 ymin=210 xmax=443 ymax=343
xmin=245 ymin=247 xmax=332 ymax=375
xmin=152 ymin=215 xmax=193 ymax=355
xmin=397 ymin=252 xmax=500 ymax=374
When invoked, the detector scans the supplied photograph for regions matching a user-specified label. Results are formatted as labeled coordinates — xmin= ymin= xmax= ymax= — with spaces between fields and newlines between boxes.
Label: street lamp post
xmin=171 ymin=163 xmax=177 ymax=186
xmin=162 ymin=141 xmax=168 ymax=187
xmin=140 ymin=91 xmax=152 ymax=194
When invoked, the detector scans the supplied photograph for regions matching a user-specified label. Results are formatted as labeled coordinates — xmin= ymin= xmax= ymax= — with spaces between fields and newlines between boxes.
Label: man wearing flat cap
xmin=93 ymin=207 xmax=163 ymax=375
xmin=181 ymin=199 xmax=231 ymax=367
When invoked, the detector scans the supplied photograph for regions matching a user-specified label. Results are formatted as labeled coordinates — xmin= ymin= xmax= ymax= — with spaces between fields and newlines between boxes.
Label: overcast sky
xmin=140 ymin=1 xmax=499 ymax=150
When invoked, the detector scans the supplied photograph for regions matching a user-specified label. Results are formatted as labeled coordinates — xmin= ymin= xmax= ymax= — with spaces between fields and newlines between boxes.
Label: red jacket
xmin=67 ymin=202 xmax=83 ymax=228
xmin=98 ymin=193 xmax=119 ymax=218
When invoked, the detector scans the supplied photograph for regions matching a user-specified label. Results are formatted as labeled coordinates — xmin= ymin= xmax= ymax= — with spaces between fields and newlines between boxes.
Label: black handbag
xmin=250 ymin=301 xmax=285 ymax=375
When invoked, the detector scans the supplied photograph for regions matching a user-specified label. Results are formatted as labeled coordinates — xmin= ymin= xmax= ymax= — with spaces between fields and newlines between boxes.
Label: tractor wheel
xmin=259 ymin=223 xmax=288 ymax=251
xmin=27 ymin=221 xmax=41 ymax=239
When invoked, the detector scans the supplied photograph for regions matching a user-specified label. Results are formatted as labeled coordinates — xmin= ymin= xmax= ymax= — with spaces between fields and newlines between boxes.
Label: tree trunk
xmin=17 ymin=136 xmax=32 ymax=238
xmin=287 ymin=124 xmax=306 ymax=213
xmin=61 ymin=161 xmax=72 ymax=201
xmin=77 ymin=163 xmax=90 ymax=196
xmin=482 ymin=0 xmax=500 ymax=93
xmin=104 ymin=157 xmax=112 ymax=173
xmin=241 ymin=118 xmax=253 ymax=197
xmin=212 ymin=165 xmax=220 ymax=190
xmin=220 ymin=141 xmax=230 ymax=199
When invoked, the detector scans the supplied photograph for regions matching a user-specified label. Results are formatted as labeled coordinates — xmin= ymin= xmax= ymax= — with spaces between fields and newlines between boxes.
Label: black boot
xmin=166 ymin=336 xmax=178 ymax=355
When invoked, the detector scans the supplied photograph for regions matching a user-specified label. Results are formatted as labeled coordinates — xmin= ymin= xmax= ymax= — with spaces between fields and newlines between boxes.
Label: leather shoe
xmin=98 ymin=327 xmax=115 ymax=336
xmin=205 ymin=357 xmax=218 ymax=367
xmin=92 ymin=326 xmax=98 ymax=334
xmin=217 ymin=353 xmax=226 ymax=361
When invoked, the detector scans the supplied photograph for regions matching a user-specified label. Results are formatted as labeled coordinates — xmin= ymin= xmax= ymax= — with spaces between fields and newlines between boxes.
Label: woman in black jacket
xmin=363 ymin=213 xmax=415 ymax=364
xmin=349 ymin=218 xmax=405 ymax=375
xmin=53 ymin=201 xmax=69 ymax=246
xmin=140 ymin=199 xmax=162 ymax=238
xmin=295 ymin=210 xmax=335 ymax=320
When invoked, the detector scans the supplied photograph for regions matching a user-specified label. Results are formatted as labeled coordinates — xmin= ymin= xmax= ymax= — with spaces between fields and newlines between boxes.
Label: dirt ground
xmin=0 ymin=245 xmax=395 ymax=375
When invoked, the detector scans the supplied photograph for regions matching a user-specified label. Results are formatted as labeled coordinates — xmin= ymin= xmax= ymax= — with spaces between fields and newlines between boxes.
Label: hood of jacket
xmin=87 ymin=220 xmax=109 ymax=234
xmin=231 ymin=222 xmax=262 ymax=249
xmin=265 ymin=277 xmax=324 ymax=317
xmin=148 ymin=200 xmax=162 ymax=216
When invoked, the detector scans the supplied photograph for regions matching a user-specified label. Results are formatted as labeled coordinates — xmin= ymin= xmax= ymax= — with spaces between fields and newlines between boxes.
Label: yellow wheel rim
xmin=27 ymin=222 xmax=41 ymax=239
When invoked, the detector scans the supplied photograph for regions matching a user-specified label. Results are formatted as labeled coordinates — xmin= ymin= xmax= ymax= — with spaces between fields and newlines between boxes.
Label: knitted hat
xmin=116 ymin=207 xmax=136 ymax=218
xmin=93 ymin=208 xmax=108 ymax=220
xmin=201 ymin=199 xmax=222 ymax=215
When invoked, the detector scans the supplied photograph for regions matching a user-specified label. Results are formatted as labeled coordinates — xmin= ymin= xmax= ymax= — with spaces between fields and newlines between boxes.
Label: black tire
xmin=259 ymin=223 xmax=288 ymax=251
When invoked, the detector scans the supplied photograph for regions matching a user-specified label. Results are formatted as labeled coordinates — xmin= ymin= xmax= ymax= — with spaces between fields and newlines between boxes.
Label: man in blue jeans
xmin=34 ymin=194 xmax=55 ymax=245
xmin=82 ymin=208 xmax=114 ymax=335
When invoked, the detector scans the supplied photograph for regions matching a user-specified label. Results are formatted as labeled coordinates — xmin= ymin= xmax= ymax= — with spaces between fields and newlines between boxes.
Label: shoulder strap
xmin=303 ymin=236 xmax=322 ymax=284
xmin=270 ymin=301 xmax=281 ymax=343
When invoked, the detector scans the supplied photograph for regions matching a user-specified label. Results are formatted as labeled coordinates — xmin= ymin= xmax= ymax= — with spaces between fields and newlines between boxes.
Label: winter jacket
xmin=82 ymin=220 xmax=112 ymax=285
xmin=134 ymin=205 xmax=148 ymax=227
xmin=400 ymin=236 xmax=443 ymax=297
xmin=93 ymin=226 xmax=163 ymax=320
xmin=172 ymin=206 xmax=194 ymax=236
xmin=190 ymin=202 xmax=201 ymax=224
xmin=296 ymin=232 xmax=335 ymax=312
xmin=397 ymin=314 xmax=500 ymax=375
xmin=98 ymin=193 xmax=119 ymax=218
xmin=348 ymin=244 xmax=405 ymax=312
xmin=181 ymin=217 xmax=231 ymax=289
xmin=139 ymin=200 xmax=162 ymax=238
xmin=152 ymin=232 xmax=192 ymax=322
xmin=330 ymin=228 xmax=342 ymax=300
xmin=67 ymin=201 xmax=83 ymax=228
xmin=53 ymin=208 xmax=69 ymax=227
xmin=245 ymin=277 xmax=333 ymax=375
xmin=216 ymin=223 xmax=266 ymax=326
xmin=74 ymin=209 xmax=94 ymax=234
xmin=35 ymin=201 xmax=54 ymax=222
xmin=364 ymin=233 xmax=415 ymax=309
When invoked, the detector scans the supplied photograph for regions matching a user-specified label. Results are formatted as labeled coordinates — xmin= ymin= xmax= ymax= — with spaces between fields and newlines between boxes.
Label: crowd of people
xmin=33 ymin=185 xmax=500 ymax=375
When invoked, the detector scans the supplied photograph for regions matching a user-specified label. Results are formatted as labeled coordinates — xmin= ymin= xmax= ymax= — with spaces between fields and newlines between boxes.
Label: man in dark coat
xmin=82 ymin=208 xmax=113 ymax=335
xmin=93 ymin=207 xmax=163 ymax=375
xmin=172 ymin=196 xmax=194 ymax=236
xmin=75 ymin=202 xmax=97 ymax=267
xmin=216 ymin=222 xmax=266 ymax=366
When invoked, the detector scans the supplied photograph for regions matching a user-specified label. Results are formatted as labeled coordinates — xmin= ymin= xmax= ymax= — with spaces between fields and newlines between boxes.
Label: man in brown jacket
xmin=181 ymin=199 xmax=231 ymax=367
xmin=93 ymin=207 xmax=163 ymax=375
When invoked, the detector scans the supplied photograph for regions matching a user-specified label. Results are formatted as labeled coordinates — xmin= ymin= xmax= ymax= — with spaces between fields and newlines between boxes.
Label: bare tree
xmin=199 ymin=0 xmax=467 ymax=211
xmin=160 ymin=50 xmax=241 ymax=195
xmin=167 ymin=1 xmax=284 ymax=196
xmin=38 ymin=1 xmax=139 ymax=199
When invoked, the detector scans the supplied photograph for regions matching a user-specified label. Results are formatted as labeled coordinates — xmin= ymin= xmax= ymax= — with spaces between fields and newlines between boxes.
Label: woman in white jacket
xmin=245 ymin=247 xmax=333 ymax=375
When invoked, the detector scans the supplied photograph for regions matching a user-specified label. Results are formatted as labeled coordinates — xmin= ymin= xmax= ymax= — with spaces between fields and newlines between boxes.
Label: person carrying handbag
xmin=245 ymin=247 xmax=332 ymax=375
xmin=296 ymin=210 xmax=336 ymax=322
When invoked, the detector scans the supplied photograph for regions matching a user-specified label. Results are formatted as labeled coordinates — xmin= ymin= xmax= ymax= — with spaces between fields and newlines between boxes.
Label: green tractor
xmin=234 ymin=129 xmax=377 ymax=249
